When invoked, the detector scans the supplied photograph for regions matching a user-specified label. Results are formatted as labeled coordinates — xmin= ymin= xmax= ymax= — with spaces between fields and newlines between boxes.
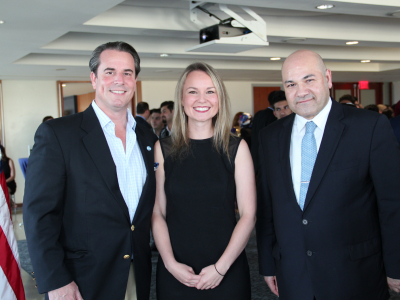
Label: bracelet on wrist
xmin=214 ymin=263 xmax=225 ymax=276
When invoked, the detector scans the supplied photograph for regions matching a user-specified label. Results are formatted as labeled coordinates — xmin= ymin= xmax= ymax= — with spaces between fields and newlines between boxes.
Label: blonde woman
xmin=152 ymin=62 xmax=256 ymax=299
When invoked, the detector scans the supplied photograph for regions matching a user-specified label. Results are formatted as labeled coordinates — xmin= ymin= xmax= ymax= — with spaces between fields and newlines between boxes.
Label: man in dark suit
xmin=23 ymin=42 xmax=158 ymax=300
xmin=135 ymin=101 xmax=152 ymax=130
xmin=256 ymin=50 xmax=400 ymax=300
xmin=251 ymin=91 xmax=278 ymax=175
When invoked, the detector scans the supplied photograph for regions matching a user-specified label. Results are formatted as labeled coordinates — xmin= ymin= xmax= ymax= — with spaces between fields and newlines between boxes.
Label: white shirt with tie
xmin=290 ymin=98 xmax=332 ymax=204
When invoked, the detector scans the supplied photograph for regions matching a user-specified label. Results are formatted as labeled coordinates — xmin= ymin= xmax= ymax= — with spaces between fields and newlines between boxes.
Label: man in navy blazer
xmin=24 ymin=42 xmax=158 ymax=300
xmin=256 ymin=50 xmax=400 ymax=300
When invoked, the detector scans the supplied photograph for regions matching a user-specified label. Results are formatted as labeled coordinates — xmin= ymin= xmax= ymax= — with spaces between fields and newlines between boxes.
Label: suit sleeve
xmin=370 ymin=115 xmax=400 ymax=279
xmin=255 ymin=130 xmax=277 ymax=276
xmin=23 ymin=122 xmax=73 ymax=293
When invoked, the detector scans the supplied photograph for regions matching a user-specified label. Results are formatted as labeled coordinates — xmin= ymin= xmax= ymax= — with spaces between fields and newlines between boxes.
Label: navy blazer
xmin=256 ymin=99 xmax=400 ymax=300
xmin=24 ymin=105 xmax=158 ymax=300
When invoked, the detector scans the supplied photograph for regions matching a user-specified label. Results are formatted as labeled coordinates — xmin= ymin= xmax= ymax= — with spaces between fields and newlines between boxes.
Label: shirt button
xmin=302 ymin=219 xmax=308 ymax=225
xmin=123 ymin=255 xmax=130 ymax=259
xmin=307 ymin=250 xmax=313 ymax=257
xmin=131 ymin=225 xmax=135 ymax=231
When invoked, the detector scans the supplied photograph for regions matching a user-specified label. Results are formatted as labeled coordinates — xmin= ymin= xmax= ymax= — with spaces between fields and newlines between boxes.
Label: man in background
xmin=270 ymin=90 xmax=293 ymax=120
xmin=150 ymin=108 xmax=163 ymax=137
xmin=160 ymin=100 xmax=174 ymax=138
xmin=135 ymin=101 xmax=152 ymax=129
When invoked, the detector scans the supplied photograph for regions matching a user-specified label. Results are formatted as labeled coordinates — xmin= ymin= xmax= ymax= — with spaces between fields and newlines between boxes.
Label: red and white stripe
xmin=0 ymin=171 xmax=25 ymax=300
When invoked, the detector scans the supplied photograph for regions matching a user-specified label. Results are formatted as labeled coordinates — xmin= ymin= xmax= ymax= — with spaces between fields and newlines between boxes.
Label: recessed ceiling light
xmin=62 ymin=84 xmax=67 ymax=87
xmin=282 ymin=37 xmax=307 ymax=43
xmin=316 ymin=4 xmax=335 ymax=9
xmin=0 ymin=20 xmax=4 ymax=24
xmin=361 ymin=60 xmax=371 ymax=63
xmin=160 ymin=54 xmax=169 ymax=57
xmin=270 ymin=57 xmax=281 ymax=61
xmin=346 ymin=41 xmax=359 ymax=45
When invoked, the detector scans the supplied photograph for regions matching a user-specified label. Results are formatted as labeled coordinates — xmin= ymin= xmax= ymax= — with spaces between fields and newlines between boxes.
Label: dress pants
xmin=125 ymin=262 xmax=137 ymax=300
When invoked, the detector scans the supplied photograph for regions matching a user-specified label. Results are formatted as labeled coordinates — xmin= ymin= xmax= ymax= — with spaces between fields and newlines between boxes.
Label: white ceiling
xmin=1 ymin=0 xmax=400 ymax=82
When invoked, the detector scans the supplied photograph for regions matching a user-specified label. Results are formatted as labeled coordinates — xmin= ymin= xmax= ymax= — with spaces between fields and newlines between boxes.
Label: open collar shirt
xmin=92 ymin=100 xmax=147 ymax=222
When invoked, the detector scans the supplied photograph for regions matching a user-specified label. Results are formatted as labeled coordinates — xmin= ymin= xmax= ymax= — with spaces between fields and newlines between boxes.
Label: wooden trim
xmin=136 ymin=81 xmax=142 ymax=103
xmin=389 ymin=82 xmax=393 ymax=106
xmin=57 ymin=81 xmax=91 ymax=117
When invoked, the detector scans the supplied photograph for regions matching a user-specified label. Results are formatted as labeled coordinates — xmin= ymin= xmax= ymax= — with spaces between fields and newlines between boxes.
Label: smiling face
xmin=282 ymin=50 xmax=332 ymax=120
xmin=90 ymin=49 xmax=136 ymax=114
xmin=182 ymin=70 xmax=219 ymax=127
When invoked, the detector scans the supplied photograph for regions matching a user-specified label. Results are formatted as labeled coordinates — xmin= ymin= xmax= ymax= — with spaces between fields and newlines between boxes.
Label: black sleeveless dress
xmin=157 ymin=136 xmax=251 ymax=300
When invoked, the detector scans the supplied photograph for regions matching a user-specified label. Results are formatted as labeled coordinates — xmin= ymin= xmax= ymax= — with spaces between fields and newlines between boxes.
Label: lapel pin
xmin=147 ymin=146 xmax=151 ymax=151
xmin=154 ymin=162 xmax=159 ymax=171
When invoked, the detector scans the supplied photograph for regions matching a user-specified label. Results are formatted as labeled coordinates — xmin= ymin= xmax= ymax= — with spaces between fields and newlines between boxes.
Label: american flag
xmin=0 ymin=158 xmax=25 ymax=300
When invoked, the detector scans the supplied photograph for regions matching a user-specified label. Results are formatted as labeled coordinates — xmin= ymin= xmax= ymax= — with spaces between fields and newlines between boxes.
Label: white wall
xmin=141 ymin=80 xmax=282 ymax=118
xmin=2 ymin=80 xmax=59 ymax=203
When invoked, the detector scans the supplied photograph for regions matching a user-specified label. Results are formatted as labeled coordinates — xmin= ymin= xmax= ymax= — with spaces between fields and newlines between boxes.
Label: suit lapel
xmin=279 ymin=114 xmax=298 ymax=207
xmin=303 ymin=100 xmax=345 ymax=211
xmin=81 ymin=105 xmax=130 ymax=221
xmin=132 ymin=123 xmax=154 ymax=224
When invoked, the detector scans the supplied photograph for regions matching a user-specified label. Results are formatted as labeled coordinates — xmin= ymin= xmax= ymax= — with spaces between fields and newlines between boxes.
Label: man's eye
xmin=287 ymin=83 xmax=295 ymax=88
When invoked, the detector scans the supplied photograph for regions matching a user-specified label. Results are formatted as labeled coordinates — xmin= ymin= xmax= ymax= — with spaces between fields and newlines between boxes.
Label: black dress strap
xmin=160 ymin=137 xmax=173 ymax=160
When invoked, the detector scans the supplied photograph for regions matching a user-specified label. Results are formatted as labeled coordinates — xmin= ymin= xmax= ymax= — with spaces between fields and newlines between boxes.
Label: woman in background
xmin=152 ymin=62 xmax=256 ymax=300
xmin=1 ymin=145 xmax=16 ymax=195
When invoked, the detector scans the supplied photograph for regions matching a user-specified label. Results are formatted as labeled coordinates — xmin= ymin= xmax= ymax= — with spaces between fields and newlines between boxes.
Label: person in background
xmin=364 ymin=104 xmax=380 ymax=113
xmin=270 ymin=90 xmax=293 ymax=120
xmin=152 ymin=62 xmax=255 ymax=299
xmin=0 ymin=145 xmax=16 ymax=196
xmin=160 ymin=101 xmax=174 ymax=139
xmin=231 ymin=111 xmax=243 ymax=136
xmin=239 ymin=113 xmax=252 ymax=148
xmin=251 ymin=91 xmax=279 ymax=175
xmin=338 ymin=94 xmax=356 ymax=107
xmin=390 ymin=114 xmax=400 ymax=145
xmin=42 ymin=116 xmax=53 ymax=123
xmin=150 ymin=108 xmax=163 ymax=138
xmin=135 ymin=102 xmax=152 ymax=130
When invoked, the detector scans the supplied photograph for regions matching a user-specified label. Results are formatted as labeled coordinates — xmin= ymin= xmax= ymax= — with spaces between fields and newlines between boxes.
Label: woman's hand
xmin=196 ymin=264 xmax=225 ymax=290
xmin=167 ymin=261 xmax=201 ymax=287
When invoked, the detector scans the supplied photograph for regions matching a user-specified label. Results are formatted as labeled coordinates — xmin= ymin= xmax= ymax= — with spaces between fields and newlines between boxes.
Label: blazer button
xmin=131 ymin=225 xmax=135 ymax=231
xmin=307 ymin=250 xmax=313 ymax=256
xmin=123 ymin=255 xmax=130 ymax=259
xmin=302 ymin=219 xmax=308 ymax=225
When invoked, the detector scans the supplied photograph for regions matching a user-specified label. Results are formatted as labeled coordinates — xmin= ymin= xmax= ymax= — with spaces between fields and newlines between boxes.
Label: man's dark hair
xmin=136 ymin=102 xmax=149 ymax=115
xmin=364 ymin=104 xmax=379 ymax=113
xmin=339 ymin=94 xmax=356 ymax=104
xmin=269 ymin=90 xmax=287 ymax=109
xmin=160 ymin=101 xmax=174 ymax=112
xmin=42 ymin=116 xmax=53 ymax=123
xmin=89 ymin=41 xmax=140 ymax=78
xmin=150 ymin=108 xmax=161 ymax=115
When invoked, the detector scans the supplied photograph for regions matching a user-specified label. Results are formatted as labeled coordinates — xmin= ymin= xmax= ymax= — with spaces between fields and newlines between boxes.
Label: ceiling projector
xmin=186 ymin=3 xmax=269 ymax=54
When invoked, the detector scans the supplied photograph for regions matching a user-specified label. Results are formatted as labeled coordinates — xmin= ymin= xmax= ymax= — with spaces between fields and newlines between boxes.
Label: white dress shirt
xmin=290 ymin=99 xmax=332 ymax=203
xmin=92 ymin=100 xmax=147 ymax=221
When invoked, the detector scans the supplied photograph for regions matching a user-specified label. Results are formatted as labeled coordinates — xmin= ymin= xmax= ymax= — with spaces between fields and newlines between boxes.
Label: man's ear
xmin=90 ymin=72 xmax=97 ymax=90
xmin=273 ymin=110 xmax=277 ymax=118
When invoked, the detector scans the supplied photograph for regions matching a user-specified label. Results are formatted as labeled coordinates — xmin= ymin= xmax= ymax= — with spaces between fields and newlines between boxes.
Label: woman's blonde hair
xmin=171 ymin=62 xmax=232 ymax=158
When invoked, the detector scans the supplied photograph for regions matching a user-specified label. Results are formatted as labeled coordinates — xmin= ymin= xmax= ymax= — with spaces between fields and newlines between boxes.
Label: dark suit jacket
xmin=390 ymin=115 xmax=400 ymax=145
xmin=251 ymin=108 xmax=277 ymax=175
xmin=135 ymin=115 xmax=152 ymax=130
xmin=23 ymin=105 xmax=158 ymax=300
xmin=256 ymin=100 xmax=400 ymax=300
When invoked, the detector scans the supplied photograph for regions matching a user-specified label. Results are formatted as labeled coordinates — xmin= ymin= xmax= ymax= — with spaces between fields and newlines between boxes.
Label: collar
xmin=294 ymin=98 xmax=332 ymax=133
xmin=92 ymin=100 xmax=136 ymax=131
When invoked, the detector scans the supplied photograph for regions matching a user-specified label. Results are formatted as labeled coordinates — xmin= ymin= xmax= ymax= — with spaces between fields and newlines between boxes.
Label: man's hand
xmin=264 ymin=276 xmax=279 ymax=297
xmin=388 ymin=277 xmax=400 ymax=293
xmin=48 ymin=281 xmax=83 ymax=300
